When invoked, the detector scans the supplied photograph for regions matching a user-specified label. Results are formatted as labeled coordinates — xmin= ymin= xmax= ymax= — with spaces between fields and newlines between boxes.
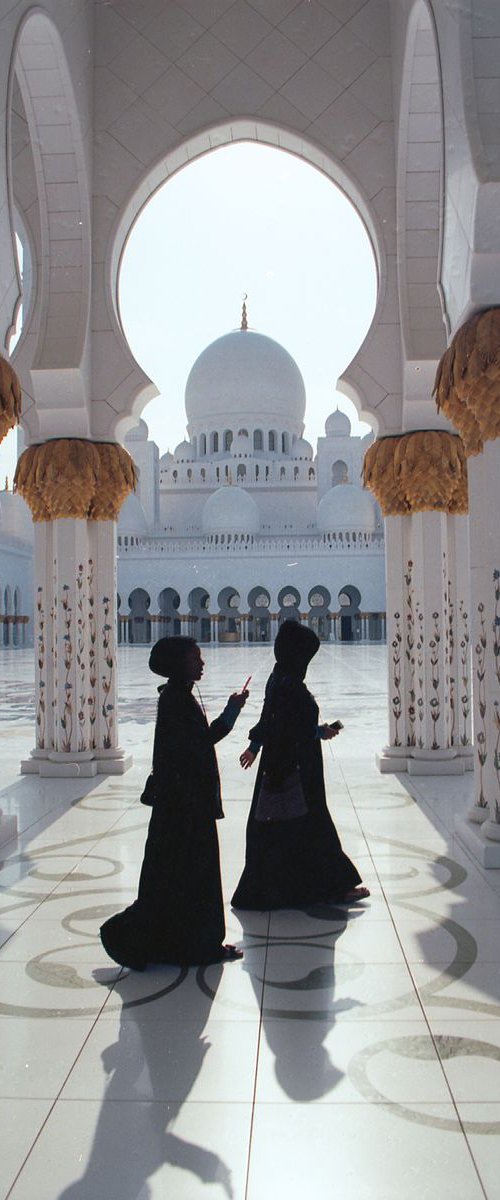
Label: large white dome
xmin=202 ymin=485 xmax=260 ymax=534
xmin=185 ymin=330 xmax=306 ymax=425
xmin=317 ymin=483 xmax=375 ymax=532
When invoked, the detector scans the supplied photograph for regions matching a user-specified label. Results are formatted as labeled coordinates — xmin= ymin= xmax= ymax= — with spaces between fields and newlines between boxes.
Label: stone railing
xmin=118 ymin=531 xmax=384 ymax=556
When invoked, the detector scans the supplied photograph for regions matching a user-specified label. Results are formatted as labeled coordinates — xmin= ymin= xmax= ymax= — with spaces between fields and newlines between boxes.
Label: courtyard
xmin=0 ymin=645 xmax=499 ymax=1199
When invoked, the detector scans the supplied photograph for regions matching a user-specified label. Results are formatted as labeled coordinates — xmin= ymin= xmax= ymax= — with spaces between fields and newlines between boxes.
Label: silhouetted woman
xmin=101 ymin=637 xmax=247 ymax=968
xmin=232 ymin=621 xmax=369 ymax=910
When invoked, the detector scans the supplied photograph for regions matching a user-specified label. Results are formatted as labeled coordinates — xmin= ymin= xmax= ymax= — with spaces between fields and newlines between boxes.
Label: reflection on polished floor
xmin=1 ymin=644 xmax=500 ymax=1200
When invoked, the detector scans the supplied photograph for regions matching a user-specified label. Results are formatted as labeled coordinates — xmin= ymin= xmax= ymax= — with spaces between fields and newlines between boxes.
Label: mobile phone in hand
xmin=329 ymin=720 xmax=344 ymax=731
xmin=240 ymin=675 xmax=252 ymax=693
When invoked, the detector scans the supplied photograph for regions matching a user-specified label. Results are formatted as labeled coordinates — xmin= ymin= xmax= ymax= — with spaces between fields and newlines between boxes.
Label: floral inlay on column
xmin=404 ymin=561 xmax=416 ymax=747
xmin=60 ymin=584 xmax=73 ymax=753
xmin=493 ymin=569 xmax=500 ymax=822
xmin=51 ymin=557 xmax=57 ymax=752
xmin=459 ymin=601 xmax=470 ymax=747
xmin=391 ymin=612 xmax=402 ymax=746
xmin=36 ymin=586 xmax=46 ymax=749
xmin=429 ymin=611 xmax=441 ymax=750
xmin=445 ymin=564 xmax=456 ymax=745
xmin=101 ymin=594 xmax=114 ymax=750
xmin=475 ymin=601 xmax=488 ymax=809
xmin=88 ymin=559 xmax=96 ymax=750
xmin=416 ymin=603 xmax=424 ymax=748
xmin=75 ymin=563 xmax=87 ymax=753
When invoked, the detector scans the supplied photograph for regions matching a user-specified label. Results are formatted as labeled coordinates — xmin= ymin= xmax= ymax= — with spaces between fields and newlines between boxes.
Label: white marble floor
xmin=1 ymin=644 xmax=500 ymax=1200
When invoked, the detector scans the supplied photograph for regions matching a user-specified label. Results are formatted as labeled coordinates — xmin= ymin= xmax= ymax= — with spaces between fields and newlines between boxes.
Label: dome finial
xmin=241 ymin=293 xmax=248 ymax=331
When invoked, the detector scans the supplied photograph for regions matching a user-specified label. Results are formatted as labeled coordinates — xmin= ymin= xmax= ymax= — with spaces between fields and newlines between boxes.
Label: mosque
xmin=0 ymin=304 xmax=385 ymax=648
xmin=117 ymin=304 xmax=385 ymax=647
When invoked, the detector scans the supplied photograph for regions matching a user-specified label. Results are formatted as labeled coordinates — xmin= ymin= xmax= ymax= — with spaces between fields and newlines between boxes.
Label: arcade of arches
xmin=1 ymin=0 xmax=500 ymax=886
xmin=121 ymin=583 xmax=385 ymax=646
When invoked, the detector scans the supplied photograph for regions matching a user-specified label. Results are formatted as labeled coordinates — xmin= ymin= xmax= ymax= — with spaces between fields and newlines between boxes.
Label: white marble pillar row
xmin=457 ymin=441 xmax=500 ymax=865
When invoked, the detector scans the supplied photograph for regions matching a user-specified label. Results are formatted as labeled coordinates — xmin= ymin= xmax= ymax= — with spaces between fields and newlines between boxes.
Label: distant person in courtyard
xmin=232 ymin=620 xmax=369 ymax=910
xmin=100 ymin=636 xmax=248 ymax=969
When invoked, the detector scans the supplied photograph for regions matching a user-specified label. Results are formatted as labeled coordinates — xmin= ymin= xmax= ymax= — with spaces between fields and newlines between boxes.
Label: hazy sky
xmin=120 ymin=142 xmax=376 ymax=453
xmin=1 ymin=141 xmax=377 ymax=483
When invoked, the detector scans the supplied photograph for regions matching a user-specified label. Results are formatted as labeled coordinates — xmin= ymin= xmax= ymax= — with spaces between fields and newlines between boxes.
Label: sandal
xmin=220 ymin=944 xmax=244 ymax=961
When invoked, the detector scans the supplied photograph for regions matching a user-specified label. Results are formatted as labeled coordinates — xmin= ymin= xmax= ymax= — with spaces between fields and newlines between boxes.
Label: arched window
xmin=332 ymin=459 xmax=348 ymax=486
xmin=254 ymin=429 xmax=263 ymax=451
xmin=281 ymin=432 xmax=289 ymax=454
xmin=223 ymin=429 xmax=233 ymax=451
xmin=201 ymin=467 xmax=206 ymax=482
xmin=187 ymin=468 xmax=192 ymax=482
xmin=268 ymin=431 xmax=276 ymax=452
xmin=238 ymin=428 xmax=248 ymax=437
xmin=210 ymin=431 xmax=219 ymax=454
xmin=237 ymin=463 xmax=246 ymax=479
xmin=200 ymin=433 xmax=206 ymax=456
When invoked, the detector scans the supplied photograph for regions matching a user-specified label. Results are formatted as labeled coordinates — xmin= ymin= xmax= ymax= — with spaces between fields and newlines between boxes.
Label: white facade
xmin=117 ymin=322 xmax=385 ymax=645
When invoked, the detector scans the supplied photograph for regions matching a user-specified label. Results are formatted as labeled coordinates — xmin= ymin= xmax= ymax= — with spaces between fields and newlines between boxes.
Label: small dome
xmin=202 ymin=485 xmax=260 ymax=534
xmin=160 ymin=450 xmax=174 ymax=467
xmin=1 ymin=491 xmax=32 ymax=541
xmin=325 ymin=408 xmax=351 ymax=437
xmin=125 ymin=418 xmax=149 ymax=442
xmin=174 ymin=440 xmax=195 ymax=462
xmin=292 ymin=437 xmax=313 ymax=460
xmin=317 ymin=483 xmax=375 ymax=533
xmin=231 ymin=432 xmax=251 ymax=456
xmin=118 ymin=493 xmax=148 ymax=535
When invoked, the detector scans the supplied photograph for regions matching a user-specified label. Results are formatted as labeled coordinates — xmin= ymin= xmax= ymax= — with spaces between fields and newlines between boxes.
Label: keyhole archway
xmin=115 ymin=129 xmax=381 ymax=451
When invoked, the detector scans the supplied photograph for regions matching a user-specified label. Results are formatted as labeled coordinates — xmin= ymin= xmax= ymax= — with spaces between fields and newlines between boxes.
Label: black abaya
xmin=231 ymin=667 xmax=361 ymax=910
xmin=100 ymin=682 xmax=234 ymax=968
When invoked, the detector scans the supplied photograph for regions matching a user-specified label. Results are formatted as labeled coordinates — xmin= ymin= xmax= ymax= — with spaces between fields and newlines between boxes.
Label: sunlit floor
xmin=1 ymin=644 xmax=500 ymax=1200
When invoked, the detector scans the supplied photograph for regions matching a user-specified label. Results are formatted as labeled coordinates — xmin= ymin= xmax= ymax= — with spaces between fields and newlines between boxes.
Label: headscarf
xmin=149 ymin=636 xmax=197 ymax=680
xmin=273 ymin=619 xmax=320 ymax=679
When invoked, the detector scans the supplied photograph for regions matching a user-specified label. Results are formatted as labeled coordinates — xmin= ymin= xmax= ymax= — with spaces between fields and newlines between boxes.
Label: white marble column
xmin=457 ymin=441 xmax=500 ymax=865
xmin=378 ymin=512 xmax=471 ymax=776
xmin=22 ymin=517 xmax=132 ymax=777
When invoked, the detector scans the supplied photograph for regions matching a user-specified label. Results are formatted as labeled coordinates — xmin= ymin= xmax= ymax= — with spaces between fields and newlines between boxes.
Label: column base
xmin=376 ymin=746 xmax=467 ymax=775
xmin=408 ymin=754 xmax=465 ymax=776
xmin=20 ymin=748 xmax=133 ymax=777
xmin=376 ymin=746 xmax=408 ymax=773
xmin=455 ymin=817 xmax=500 ymax=868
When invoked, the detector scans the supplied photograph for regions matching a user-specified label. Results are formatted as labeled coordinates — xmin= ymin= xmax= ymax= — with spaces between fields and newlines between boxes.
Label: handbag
xmin=139 ymin=772 xmax=156 ymax=806
xmin=255 ymin=767 xmax=308 ymax=823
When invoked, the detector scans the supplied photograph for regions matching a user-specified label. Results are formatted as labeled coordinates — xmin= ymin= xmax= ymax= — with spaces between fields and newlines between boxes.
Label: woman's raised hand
xmin=229 ymin=689 xmax=248 ymax=711
xmin=240 ymin=747 xmax=256 ymax=769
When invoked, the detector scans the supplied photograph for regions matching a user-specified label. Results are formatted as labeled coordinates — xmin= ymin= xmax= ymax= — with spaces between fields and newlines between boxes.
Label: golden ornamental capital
xmin=433 ymin=307 xmax=500 ymax=455
xmin=363 ymin=431 xmax=468 ymax=516
xmin=0 ymin=354 xmax=22 ymax=443
xmin=14 ymin=439 xmax=137 ymax=522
